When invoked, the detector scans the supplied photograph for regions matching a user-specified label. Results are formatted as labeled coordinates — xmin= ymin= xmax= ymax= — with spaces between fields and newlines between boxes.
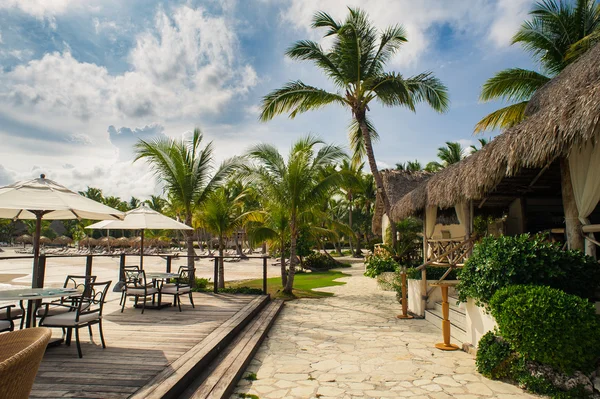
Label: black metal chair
xmin=39 ymin=281 xmax=112 ymax=358
xmin=160 ymin=267 xmax=195 ymax=312
xmin=121 ymin=270 xmax=158 ymax=314
xmin=0 ymin=305 xmax=16 ymax=332
xmin=37 ymin=275 xmax=97 ymax=318
xmin=119 ymin=266 xmax=143 ymax=306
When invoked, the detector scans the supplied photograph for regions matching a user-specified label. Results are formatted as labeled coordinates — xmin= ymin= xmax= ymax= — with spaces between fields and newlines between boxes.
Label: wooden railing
xmin=425 ymin=238 xmax=473 ymax=267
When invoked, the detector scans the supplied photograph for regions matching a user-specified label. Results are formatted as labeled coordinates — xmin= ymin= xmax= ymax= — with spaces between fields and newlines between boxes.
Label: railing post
xmin=85 ymin=255 xmax=93 ymax=277
xmin=213 ymin=257 xmax=219 ymax=293
xmin=420 ymin=268 xmax=427 ymax=317
xmin=113 ymin=254 xmax=126 ymax=292
xmin=166 ymin=255 xmax=172 ymax=273
xmin=36 ymin=255 xmax=46 ymax=289
xmin=262 ymin=257 xmax=267 ymax=295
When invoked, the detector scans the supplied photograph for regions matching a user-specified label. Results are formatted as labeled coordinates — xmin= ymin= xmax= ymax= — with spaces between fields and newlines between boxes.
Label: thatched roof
xmin=372 ymin=170 xmax=431 ymax=234
xmin=391 ymin=42 xmax=600 ymax=221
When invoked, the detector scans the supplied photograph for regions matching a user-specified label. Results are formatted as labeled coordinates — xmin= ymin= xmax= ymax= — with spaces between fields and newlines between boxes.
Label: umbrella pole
xmin=31 ymin=212 xmax=43 ymax=288
xmin=140 ymin=229 xmax=144 ymax=269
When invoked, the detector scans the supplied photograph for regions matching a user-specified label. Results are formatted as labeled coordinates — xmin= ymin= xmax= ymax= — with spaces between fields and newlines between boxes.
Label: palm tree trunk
xmin=356 ymin=113 xmax=398 ymax=249
xmin=284 ymin=220 xmax=296 ymax=294
xmin=348 ymin=197 xmax=354 ymax=254
xmin=218 ymin=236 xmax=225 ymax=289
xmin=185 ymin=214 xmax=195 ymax=269
xmin=280 ymin=236 xmax=287 ymax=287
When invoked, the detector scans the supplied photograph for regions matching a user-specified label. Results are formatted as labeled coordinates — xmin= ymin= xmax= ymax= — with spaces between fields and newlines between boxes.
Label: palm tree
xmin=145 ymin=195 xmax=166 ymax=213
xmin=259 ymin=8 xmax=449 ymax=248
xmin=196 ymin=186 xmax=246 ymax=288
xmin=470 ymin=138 xmax=489 ymax=153
xmin=134 ymin=128 xmax=237 ymax=270
xmin=79 ymin=187 xmax=103 ymax=202
xmin=475 ymin=0 xmax=600 ymax=132
xmin=396 ymin=160 xmax=422 ymax=171
xmin=426 ymin=142 xmax=466 ymax=171
xmin=245 ymin=136 xmax=346 ymax=294
xmin=103 ymin=196 xmax=128 ymax=212
xmin=128 ymin=197 xmax=141 ymax=210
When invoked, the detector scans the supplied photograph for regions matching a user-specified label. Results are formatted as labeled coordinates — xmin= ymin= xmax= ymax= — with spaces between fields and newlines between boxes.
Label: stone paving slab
xmin=232 ymin=262 xmax=538 ymax=399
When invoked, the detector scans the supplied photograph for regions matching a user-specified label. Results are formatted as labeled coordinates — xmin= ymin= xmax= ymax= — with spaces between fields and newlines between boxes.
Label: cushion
xmin=36 ymin=306 xmax=70 ymax=317
xmin=0 ymin=307 xmax=23 ymax=320
xmin=127 ymin=287 xmax=158 ymax=296
xmin=41 ymin=312 xmax=99 ymax=327
xmin=161 ymin=286 xmax=191 ymax=294
xmin=0 ymin=320 xmax=12 ymax=331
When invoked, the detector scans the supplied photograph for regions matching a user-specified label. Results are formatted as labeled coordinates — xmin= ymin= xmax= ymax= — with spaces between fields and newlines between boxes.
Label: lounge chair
xmin=0 ymin=328 xmax=52 ymax=399
xmin=39 ymin=281 xmax=111 ymax=358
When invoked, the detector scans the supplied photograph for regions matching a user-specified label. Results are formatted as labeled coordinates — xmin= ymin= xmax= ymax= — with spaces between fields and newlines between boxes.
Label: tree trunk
xmin=356 ymin=113 xmax=398 ymax=249
xmin=335 ymin=241 xmax=343 ymax=256
xmin=348 ymin=196 xmax=354 ymax=254
xmin=284 ymin=220 xmax=296 ymax=294
xmin=218 ymin=237 xmax=225 ymax=289
xmin=560 ymin=157 xmax=584 ymax=251
xmin=354 ymin=233 xmax=362 ymax=257
xmin=185 ymin=214 xmax=195 ymax=269
xmin=280 ymin=236 xmax=287 ymax=287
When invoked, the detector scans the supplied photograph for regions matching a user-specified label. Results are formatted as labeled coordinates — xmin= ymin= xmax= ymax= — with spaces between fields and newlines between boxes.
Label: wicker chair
xmin=160 ymin=267 xmax=195 ymax=312
xmin=0 ymin=327 xmax=52 ymax=399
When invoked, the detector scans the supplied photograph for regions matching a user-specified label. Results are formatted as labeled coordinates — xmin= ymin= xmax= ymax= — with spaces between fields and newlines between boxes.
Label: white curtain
xmin=569 ymin=141 xmax=600 ymax=256
xmin=454 ymin=201 xmax=470 ymax=238
xmin=425 ymin=206 xmax=437 ymax=238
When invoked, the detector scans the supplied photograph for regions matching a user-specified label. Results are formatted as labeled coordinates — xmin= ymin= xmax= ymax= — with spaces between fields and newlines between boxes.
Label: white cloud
xmin=0 ymin=0 xmax=79 ymax=18
xmin=276 ymin=0 xmax=535 ymax=67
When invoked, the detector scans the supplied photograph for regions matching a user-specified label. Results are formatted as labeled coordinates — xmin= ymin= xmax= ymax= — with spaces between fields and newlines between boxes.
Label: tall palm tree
xmin=338 ymin=159 xmax=363 ymax=254
xmin=396 ymin=160 xmax=422 ymax=171
xmin=260 ymin=8 xmax=449 ymax=248
xmin=145 ymin=195 xmax=166 ymax=213
xmin=196 ymin=186 xmax=246 ymax=288
xmin=245 ymin=136 xmax=346 ymax=294
xmin=426 ymin=142 xmax=466 ymax=171
xmin=475 ymin=0 xmax=600 ymax=132
xmin=103 ymin=196 xmax=128 ymax=212
xmin=78 ymin=187 xmax=103 ymax=202
xmin=470 ymin=138 xmax=489 ymax=153
xmin=134 ymin=128 xmax=237 ymax=269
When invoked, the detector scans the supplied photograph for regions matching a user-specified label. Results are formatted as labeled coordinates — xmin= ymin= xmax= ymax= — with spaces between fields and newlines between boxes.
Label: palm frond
xmin=474 ymin=101 xmax=528 ymax=133
xmin=405 ymin=72 xmax=450 ymax=113
xmin=348 ymin=116 xmax=378 ymax=167
xmin=479 ymin=68 xmax=550 ymax=103
xmin=260 ymin=81 xmax=346 ymax=121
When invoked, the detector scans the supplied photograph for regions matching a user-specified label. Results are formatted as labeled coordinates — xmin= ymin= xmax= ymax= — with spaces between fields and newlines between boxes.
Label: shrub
xmin=489 ymin=285 xmax=600 ymax=374
xmin=191 ymin=277 xmax=211 ymax=292
xmin=303 ymin=252 xmax=341 ymax=270
xmin=476 ymin=332 xmax=514 ymax=379
xmin=364 ymin=254 xmax=398 ymax=278
xmin=457 ymin=234 xmax=600 ymax=304
xmin=406 ymin=267 xmax=458 ymax=280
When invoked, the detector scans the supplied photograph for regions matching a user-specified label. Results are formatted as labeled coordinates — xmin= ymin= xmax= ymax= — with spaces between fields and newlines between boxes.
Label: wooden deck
xmin=30 ymin=291 xmax=266 ymax=399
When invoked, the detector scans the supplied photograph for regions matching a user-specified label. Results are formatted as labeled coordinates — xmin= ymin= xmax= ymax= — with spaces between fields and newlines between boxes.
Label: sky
xmin=0 ymin=0 xmax=539 ymax=200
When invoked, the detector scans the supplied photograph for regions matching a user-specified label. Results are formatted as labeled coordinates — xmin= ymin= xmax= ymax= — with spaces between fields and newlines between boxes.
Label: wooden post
xmin=421 ymin=211 xmax=428 ymax=316
xmin=262 ymin=257 xmax=268 ymax=295
xmin=113 ymin=253 xmax=126 ymax=292
xmin=35 ymin=255 xmax=46 ymax=289
xmin=213 ymin=257 xmax=219 ymax=293
xmin=560 ymin=157 xmax=584 ymax=250
xmin=435 ymin=284 xmax=459 ymax=351
xmin=166 ymin=255 xmax=172 ymax=273
xmin=397 ymin=268 xmax=413 ymax=319
xmin=85 ymin=255 xmax=93 ymax=277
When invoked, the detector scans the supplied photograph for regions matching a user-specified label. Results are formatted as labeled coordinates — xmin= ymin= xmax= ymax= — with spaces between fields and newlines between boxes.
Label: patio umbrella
xmin=38 ymin=236 xmax=51 ymax=245
xmin=87 ymin=204 xmax=192 ymax=268
xmin=15 ymin=234 xmax=33 ymax=244
xmin=53 ymin=235 xmax=73 ymax=245
xmin=0 ymin=174 xmax=124 ymax=289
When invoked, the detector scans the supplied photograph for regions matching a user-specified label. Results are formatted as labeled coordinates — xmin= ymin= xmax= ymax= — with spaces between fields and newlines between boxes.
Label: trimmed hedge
xmin=476 ymin=332 xmax=514 ymax=379
xmin=489 ymin=285 xmax=600 ymax=375
xmin=457 ymin=234 xmax=600 ymax=305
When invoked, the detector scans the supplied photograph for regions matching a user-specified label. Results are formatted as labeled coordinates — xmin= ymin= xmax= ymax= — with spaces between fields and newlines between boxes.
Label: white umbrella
xmin=87 ymin=204 xmax=192 ymax=268
xmin=0 ymin=174 xmax=124 ymax=288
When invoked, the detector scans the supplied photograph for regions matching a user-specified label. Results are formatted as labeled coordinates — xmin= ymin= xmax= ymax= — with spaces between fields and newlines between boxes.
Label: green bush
xmin=489 ymin=285 xmax=600 ymax=374
xmin=303 ymin=252 xmax=341 ymax=270
xmin=457 ymin=234 xmax=600 ymax=304
xmin=191 ymin=277 xmax=211 ymax=292
xmin=406 ymin=267 xmax=458 ymax=280
xmin=476 ymin=332 xmax=514 ymax=379
xmin=364 ymin=254 xmax=398 ymax=278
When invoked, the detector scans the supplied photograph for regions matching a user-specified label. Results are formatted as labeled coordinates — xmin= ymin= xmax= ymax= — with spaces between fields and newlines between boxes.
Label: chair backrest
xmin=0 ymin=327 xmax=52 ymax=399
xmin=124 ymin=269 xmax=147 ymax=289
xmin=82 ymin=281 xmax=111 ymax=317
xmin=177 ymin=267 xmax=195 ymax=286
xmin=63 ymin=275 xmax=96 ymax=297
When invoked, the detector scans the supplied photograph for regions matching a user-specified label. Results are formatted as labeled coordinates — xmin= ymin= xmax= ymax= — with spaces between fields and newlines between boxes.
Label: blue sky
xmin=0 ymin=0 xmax=537 ymax=199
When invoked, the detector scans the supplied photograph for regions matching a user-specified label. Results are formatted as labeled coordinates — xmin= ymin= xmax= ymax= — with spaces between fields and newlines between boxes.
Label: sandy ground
xmin=0 ymin=247 xmax=270 ymax=289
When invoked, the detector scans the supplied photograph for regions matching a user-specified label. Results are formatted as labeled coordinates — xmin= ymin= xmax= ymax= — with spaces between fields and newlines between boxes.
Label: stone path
xmin=232 ymin=262 xmax=538 ymax=399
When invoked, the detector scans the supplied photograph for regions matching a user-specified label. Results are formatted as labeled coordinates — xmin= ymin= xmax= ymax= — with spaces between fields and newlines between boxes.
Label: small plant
xmin=489 ymin=285 xmax=600 ymax=375
xmin=191 ymin=277 xmax=211 ymax=292
xmin=476 ymin=332 xmax=514 ymax=379
xmin=238 ymin=394 xmax=259 ymax=399
xmin=243 ymin=372 xmax=257 ymax=381
xmin=364 ymin=254 xmax=398 ymax=278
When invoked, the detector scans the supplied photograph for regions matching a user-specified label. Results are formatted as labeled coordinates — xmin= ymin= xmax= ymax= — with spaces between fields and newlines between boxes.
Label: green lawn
xmin=227 ymin=270 xmax=351 ymax=300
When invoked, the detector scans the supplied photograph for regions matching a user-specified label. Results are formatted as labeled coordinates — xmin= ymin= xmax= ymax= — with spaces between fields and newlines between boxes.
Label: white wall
xmin=381 ymin=214 xmax=390 ymax=244
xmin=465 ymin=299 xmax=497 ymax=347
xmin=431 ymin=223 xmax=465 ymax=239
xmin=408 ymin=279 xmax=458 ymax=317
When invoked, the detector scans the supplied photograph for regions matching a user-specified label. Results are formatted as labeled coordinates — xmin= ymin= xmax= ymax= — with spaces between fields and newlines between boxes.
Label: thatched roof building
xmin=372 ymin=170 xmax=431 ymax=235
xmin=391 ymin=42 xmax=600 ymax=225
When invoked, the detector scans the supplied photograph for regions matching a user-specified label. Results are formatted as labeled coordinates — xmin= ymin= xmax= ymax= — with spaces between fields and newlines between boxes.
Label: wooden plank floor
xmin=30 ymin=291 xmax=261 ymax=399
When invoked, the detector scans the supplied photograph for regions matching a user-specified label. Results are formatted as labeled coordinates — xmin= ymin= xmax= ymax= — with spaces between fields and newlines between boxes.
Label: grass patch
xmin=243 ymin=372 xmax=257 ymax=381
xmin=237 ymin=394 xmax=259 ymax=399
xmin=227 ymin=270 xmax=350 ymax=300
